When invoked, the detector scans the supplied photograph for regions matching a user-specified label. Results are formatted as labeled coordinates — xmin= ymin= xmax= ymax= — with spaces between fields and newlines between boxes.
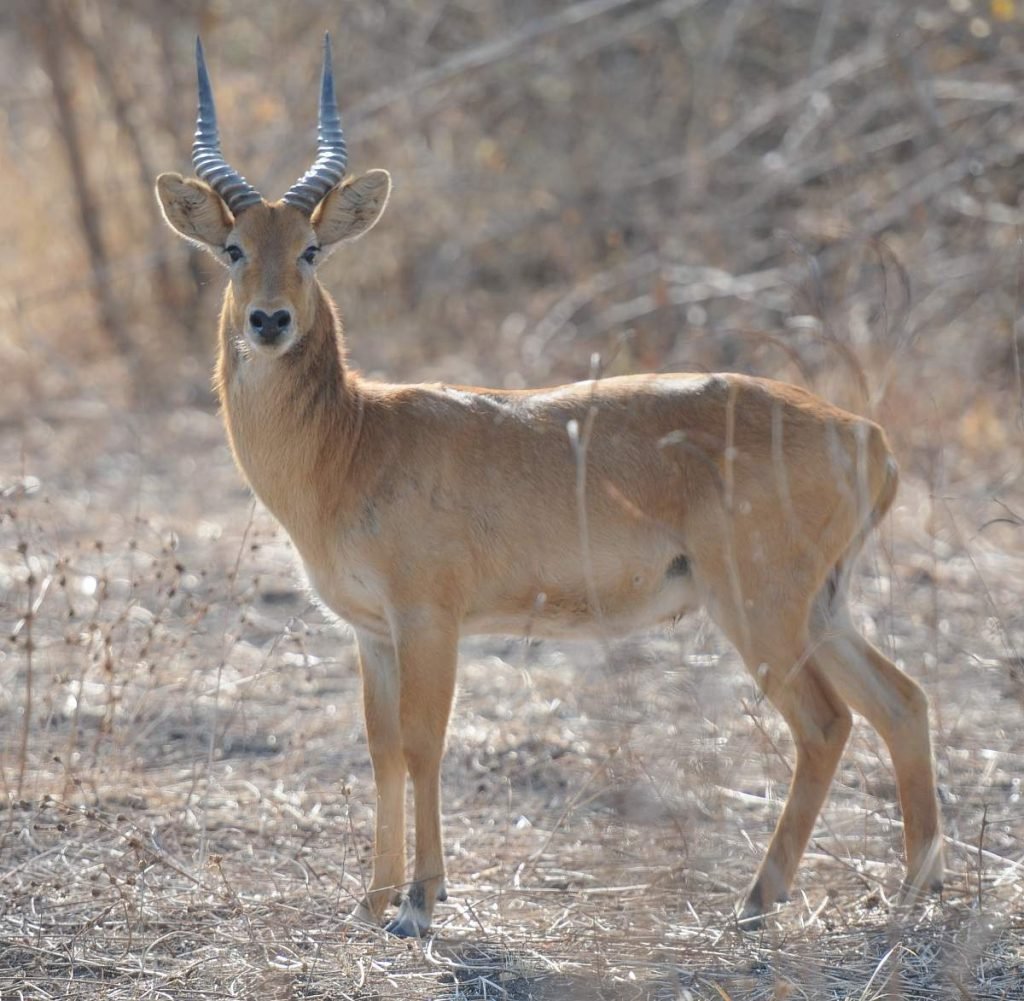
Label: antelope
xmin=156 ymin=36 xmax=944 ymax=937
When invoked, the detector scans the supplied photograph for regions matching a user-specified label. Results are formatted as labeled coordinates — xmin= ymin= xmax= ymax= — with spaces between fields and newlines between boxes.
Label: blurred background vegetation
xmin=1 ymin=0 xmax=1021 ymax=490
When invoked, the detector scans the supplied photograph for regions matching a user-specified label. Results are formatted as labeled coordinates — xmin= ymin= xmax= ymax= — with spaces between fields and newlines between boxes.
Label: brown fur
xmin=156 ymin=171 xmax=943 ymax=936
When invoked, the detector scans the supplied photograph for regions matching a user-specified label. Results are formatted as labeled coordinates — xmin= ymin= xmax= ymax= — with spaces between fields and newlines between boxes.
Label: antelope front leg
xmin=351 ymin=630 xmax=407 ymax=926
xmin=384 ymin=615 xmax=459 ymax=938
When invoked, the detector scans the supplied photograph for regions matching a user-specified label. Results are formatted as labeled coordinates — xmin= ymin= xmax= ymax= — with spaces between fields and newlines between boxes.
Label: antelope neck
xmin=215 ymin=283 xmax=363 ymax=545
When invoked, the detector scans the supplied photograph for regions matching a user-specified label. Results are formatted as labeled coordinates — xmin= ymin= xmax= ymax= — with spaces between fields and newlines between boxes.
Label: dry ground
xmin=1 ymin=387 xmax=1022 ymax=999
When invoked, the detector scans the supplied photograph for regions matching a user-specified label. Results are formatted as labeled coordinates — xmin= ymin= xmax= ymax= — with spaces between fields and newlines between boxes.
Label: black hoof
xmin=385 ymin=916 xmax=427 ymax=938
xmin=736 ymin=907 xmax=765 ymax=931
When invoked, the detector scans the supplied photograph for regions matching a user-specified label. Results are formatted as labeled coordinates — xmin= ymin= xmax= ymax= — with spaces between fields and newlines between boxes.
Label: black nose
xmin=249 ymin=309 xmax=292 ymax=343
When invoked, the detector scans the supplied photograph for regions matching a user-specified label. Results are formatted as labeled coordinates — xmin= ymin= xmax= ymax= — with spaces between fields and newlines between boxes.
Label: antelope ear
xmin=155 ymin=172 xmax=234 ymax=254
xmin=312 ymin=169 xmax=391 ymax=247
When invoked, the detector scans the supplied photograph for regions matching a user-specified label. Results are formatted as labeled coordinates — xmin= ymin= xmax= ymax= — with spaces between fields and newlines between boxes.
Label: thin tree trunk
xmin=33 ymin=0 xmax=134 ymax=362
xmin=62 ymin=8 xmax=182 ymax=333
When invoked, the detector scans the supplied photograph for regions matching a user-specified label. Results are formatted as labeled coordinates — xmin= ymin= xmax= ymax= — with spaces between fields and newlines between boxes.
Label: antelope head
xmin=156 ymin=36 xmax=391 ymax=357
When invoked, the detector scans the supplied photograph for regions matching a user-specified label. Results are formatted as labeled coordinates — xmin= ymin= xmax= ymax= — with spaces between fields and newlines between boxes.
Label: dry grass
xmin=3 ymin=0 xmax=1024 ymax=997
xmin=2 ymin=408 xmax=1022 ymax=998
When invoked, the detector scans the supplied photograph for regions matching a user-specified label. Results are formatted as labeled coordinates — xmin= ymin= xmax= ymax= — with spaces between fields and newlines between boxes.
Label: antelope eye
xmin=301 ymin=246 xmax=319 ymax=265
xmin=224 ymin=244 xmax=244 ymax=263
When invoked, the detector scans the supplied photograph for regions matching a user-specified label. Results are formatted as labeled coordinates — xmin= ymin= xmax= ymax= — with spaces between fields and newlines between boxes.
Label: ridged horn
xmin=191 ymin=37 xmax=263 ymax=215
xmin=281 ymin=33 xmax=348 ymax=215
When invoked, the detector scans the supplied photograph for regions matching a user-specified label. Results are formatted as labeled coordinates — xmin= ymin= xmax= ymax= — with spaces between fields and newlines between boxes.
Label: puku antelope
xmin=156 ymin=36 xmax=944 ymax=937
